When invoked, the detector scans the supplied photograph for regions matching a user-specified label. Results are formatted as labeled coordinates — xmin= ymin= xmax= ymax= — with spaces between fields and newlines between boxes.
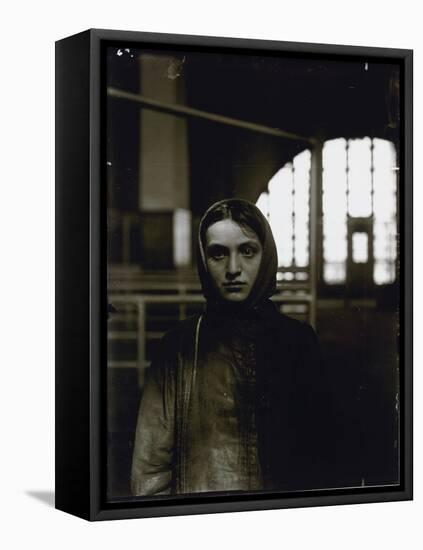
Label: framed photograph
xmin=55 ymin=29 xmax=413 ymax=520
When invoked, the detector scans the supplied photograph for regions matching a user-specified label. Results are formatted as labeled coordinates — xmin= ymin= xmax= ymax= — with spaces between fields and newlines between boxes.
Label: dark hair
xmin=200 ymin=200 xmax=266 ymax=248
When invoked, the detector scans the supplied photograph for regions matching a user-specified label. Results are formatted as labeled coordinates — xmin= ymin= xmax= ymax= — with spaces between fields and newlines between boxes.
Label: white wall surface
xmin=0 ymin=1 xmax=420 ymax=548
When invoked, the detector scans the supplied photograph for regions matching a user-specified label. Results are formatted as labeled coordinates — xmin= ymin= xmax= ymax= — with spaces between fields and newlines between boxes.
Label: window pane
xmin=348 ymin=137 xmax=372 ymax=217
xmin=324 ymin=262 xmax=346 ymax=284
xmin=268 ymin=164 xmax=294 ymax=267
xmin=352 ymin=232 xmax=368 ymax=263
xmin=293 ymin=150 xmax=311 ymax=267
xmin=256 ymin=191 xmax=270 ymax=220
xmin=373 ymin=138 xmax=397 ymax=284
xmin=374 ymin=260 xmax=396 ymax=285
xmin=323 ymin=138 xmax=348 ymax=283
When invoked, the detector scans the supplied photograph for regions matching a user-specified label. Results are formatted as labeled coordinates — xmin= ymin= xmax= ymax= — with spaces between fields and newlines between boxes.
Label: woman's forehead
xmin=205 ymin=219 xmax=261 ymax=247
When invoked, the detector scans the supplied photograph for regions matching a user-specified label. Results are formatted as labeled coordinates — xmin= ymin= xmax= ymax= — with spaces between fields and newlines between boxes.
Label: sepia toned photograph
xmin=105 ymin=41 xmax=404 ymax=502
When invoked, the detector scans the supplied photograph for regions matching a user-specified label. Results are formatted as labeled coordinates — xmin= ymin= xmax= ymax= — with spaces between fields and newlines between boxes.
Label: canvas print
xmin=105 ymin=44 xmax=401 ymax=500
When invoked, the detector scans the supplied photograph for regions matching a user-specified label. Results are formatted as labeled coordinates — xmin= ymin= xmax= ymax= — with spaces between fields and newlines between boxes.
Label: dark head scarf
xmin=197 ymin=198 xmax=278 ymax=314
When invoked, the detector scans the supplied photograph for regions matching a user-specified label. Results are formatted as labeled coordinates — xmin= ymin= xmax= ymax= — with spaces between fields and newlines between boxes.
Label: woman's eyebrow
xmin=239 ymin=239 xmax=261 ymax=247
xmin=207 ymin=239 xmax=261 ymax=249
xmin=206 ymin=243 xmax=228 ymax=251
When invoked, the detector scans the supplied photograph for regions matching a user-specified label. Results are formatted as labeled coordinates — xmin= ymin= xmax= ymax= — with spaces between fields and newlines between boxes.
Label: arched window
xmin=256 ymin=138 xmax=398 ymax=287
xmin=256 ymin=150 xmax=310 ymax=282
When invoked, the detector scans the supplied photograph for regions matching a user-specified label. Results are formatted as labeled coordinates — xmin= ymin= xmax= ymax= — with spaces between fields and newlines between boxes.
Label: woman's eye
xmin=208 ymin=247 xmax=226 ymax=260
xmin=242 ymin=246 xmax=254 ymax=257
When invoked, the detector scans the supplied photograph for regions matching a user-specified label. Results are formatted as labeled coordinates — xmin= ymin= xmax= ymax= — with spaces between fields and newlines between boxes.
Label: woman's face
xmin=205 ymin=219 xmax=263 ymax=302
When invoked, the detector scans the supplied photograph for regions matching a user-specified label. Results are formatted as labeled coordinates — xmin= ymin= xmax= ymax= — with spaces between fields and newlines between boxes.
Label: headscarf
xmin=197 ymin=198 xmax=278 ymax=314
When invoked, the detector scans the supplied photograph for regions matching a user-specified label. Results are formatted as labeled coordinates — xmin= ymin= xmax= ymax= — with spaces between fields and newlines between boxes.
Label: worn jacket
xmin=131 ymin=301 xmax=335 ymax=496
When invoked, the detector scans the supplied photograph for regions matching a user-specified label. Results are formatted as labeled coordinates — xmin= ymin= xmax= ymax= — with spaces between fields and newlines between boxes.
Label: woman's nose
xmin=227 ymin=252 xmax=241 ymax=276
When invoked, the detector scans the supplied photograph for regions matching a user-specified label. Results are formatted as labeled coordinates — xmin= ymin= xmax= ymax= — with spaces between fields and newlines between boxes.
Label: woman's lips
xmin=223 ymin=282 xmax=247 ymax=292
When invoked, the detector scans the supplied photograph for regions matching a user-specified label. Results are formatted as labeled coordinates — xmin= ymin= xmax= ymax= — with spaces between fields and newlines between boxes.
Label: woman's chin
xmin=221 ymin=290 xmax=250 ymax=302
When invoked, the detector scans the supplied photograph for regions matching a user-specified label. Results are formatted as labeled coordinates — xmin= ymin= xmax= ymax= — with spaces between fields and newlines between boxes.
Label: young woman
xmin=131 ymin=199 xmax=334 ymax=496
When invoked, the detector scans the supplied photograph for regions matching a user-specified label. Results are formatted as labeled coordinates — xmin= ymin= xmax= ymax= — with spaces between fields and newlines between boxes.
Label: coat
xmin=131 ymin=301 xmax=336 ymax=496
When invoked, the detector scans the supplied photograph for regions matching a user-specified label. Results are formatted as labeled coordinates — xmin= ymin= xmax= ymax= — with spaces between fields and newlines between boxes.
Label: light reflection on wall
xmin=173 ymin=208 xmax=191 ymax=267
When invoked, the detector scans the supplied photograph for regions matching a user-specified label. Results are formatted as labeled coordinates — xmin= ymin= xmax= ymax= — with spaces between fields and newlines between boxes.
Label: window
xmin=322 ymin=138 xmax=348 ymax=284
xmin=256 ymin=150 xmax=310 ymax=281
xmin=352 ymin=232 xmax=369 ymax=264
xmin=373 ymin=139 xmax=397 ymax=284
xmin=257 ymin=137 xmax=397 ymax=287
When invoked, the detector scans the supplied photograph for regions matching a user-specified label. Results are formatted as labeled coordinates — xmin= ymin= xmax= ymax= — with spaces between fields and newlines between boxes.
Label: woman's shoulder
xmin=277 ymin=312 xmax=316 ymax=334
xmin=263 ymin=310 xmax=320 ymax=361
xmin=266 ymin=303 xmax=317 ymax=338
xmin=160 ymin=314 xmax=203 ymax=350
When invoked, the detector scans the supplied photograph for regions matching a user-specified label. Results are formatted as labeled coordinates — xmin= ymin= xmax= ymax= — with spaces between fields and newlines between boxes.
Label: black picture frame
xmin=55 ymin=28 xmax=413 ymax=521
